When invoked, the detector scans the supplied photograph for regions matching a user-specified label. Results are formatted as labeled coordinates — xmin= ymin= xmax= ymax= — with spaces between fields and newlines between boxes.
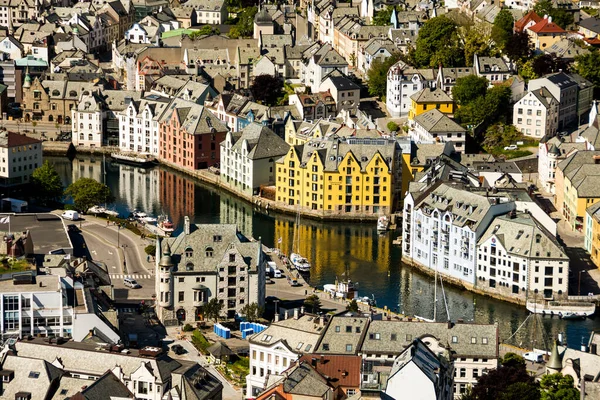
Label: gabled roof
xmin=410 ymin=87 xmax=453 ymax=104
xmin=74 ymin=370 xmax=134 ymax=399
xmin=413 ymin=109 xmax=465 ymax=133
xmin=579 ymin=16 xmax=600 ymax=34
xmin=297 ymin=354 xmax=361 ymax=388
xmin=528 ymin=16 xmax=566 ymax=34
xmin=228 ymin=122 xmax=290 ymax=160
xmin=515 ymin=10 xmax=542 ymax=32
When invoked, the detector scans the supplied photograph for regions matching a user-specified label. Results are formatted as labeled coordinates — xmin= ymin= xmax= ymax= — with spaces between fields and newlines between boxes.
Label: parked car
xmin=124 ymin=278 xmax=141 ymax=288
xmin=171 ymin=344 xmax=185 ymax=355
xmin=273 ymin=269 xmax=283 ymax=278
xmin=503 ymin=145 xmax=518 ymax=151
xmin=523 ymin=352 xmax=544 ymax=363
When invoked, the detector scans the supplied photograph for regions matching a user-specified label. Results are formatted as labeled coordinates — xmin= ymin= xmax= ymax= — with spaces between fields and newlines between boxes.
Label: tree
xmin=540 ymin=373 xmax=580 ymax=400
xmin=452 ymin=75 xmax=488 ymax=106
xmin=575 ymin=51 xmax=600 ymax=87
xmin=492 ymin=9 xmax=514 ymax=50
xmin=202 ymin=298 xmax=223 ymax=322
xmin=372 ymin=6 xmax=393 ymax=26
xmin=455 ymin=85 xmax=511 ymax=131
xmin=229 ymin=6 xmax=257 ymax=38
xmin=189 ymin=26 xmax=219 ymax=38
xmin=144 ymin=244 xmax=156 ymax=256
xmin=304 ymin=294 xmax=321 ymax=313
xmin=367 ymin=53 xmax=401 ymax=99
xmin=346 ymin=299 xmax=360 ymax=312
xmin=534 ymin=0 xmax=573 ymax=28
xmin=31 ymin=161 xmax=63 ymax=206
xmin=387 ymin=121 xmax=399 ymax=132
xmin=411 ymin=16 xmax=464 ymax=67
xmin=471 ymin=352 xmax=539 ymax=400
xmin=239 ymin=302 xmax=264 ymax=322
xmin=504 ymin=31 xmax=533 ymax=65
xmin=250 ymin=74 xmax=283 ymax=106
xmin=64 ymin=178 xmax=114 ymax=213
xmin=461 ymin=23 xmax=496 ymax=66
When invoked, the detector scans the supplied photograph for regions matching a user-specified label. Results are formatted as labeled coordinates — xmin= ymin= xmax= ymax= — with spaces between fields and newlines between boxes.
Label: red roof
xmin=528 ymin=17 xmax=566 ymax=34
xmin=297 ymin=354 xmax=362 ymax=389
xmin=515 ymin=10 xmax=542 ymax=32
xmin=2 ymin=131 xmax=42 ymax=148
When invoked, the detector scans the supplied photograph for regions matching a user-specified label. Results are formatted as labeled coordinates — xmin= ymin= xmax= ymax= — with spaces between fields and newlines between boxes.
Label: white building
xmin=528 ymin=73 xmax=579 ymax=130
xmin=382 ymin=339 xmax=453 ymax=400
xmin=477 ymin=212 xmax=569 ymax=301
xmin=411 ymin=109 xmax=467 ymax=153
xmin=386 ymin=60 xmax=434 ymax=117
xmin=246 ymin=312 xmax=325 ymax=397
xmin=118 ymin=94 xmax=170 ymax=155
xmin=301 ymin=43 xmax=348 ymax=93
xmin=0 ymin=36 xmax=23 ymax=60
xmin=473 ymin=54 xmax=511 ymax=86
xmin=513 ymin=88 xmax=559 ymax=138
xmin=182 ymin=0 xmax=227 ymax=24
xmin=0 ymin=131 xmax=42 ymax=187
xmin=358 ymin=37 xmax=395 ymax=75
xmin=220 ymin=123 xmax=289 ymax=196
xmin=125 ymin=22 xmax=151 ymax=44
xmin=360 ymin=320 xmax=499 ymax=398
xmin=538 ymin=136 xmax=585 ymax=194
xmin=402 ymin=182 xmax=514 ymax=286
xmin=319 ymin=75 xmax=360 ymax=114
xmin=72 ymin=92 xmax=104 ymax=148
xmin=155 ymin=219 xmax=266 ymax=324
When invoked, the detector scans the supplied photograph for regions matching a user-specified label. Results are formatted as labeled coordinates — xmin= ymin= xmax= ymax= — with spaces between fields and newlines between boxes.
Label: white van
xmin=62 ymin=210 xmax=79 ymax=221
xmin=274 ymin=269 xmax=282 ymax=278
xmin=124 ymin=278 xmax=141 ymax=288
xmin=523 ymin=352 xmax=544 ymax=363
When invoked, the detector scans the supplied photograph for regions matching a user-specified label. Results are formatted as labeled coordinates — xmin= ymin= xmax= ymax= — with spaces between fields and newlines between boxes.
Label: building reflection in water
xmin=159 ymin=169 xmax=195 ymax=228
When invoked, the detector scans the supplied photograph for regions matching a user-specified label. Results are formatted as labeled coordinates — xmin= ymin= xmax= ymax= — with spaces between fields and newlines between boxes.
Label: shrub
xmin=182 ymin=323 xmax=194 ymax=332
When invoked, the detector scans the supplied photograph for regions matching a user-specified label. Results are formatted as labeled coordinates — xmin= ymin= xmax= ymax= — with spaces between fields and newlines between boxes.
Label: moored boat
xmin=111 ymin=152 xmax=157 ymax=167
xmin=158 ymin=214 xmax=175 ymax=235
xmin=377 ymin=215 xmax=389 ymax=232
xmin=560 ymin=312 xmax=587 ymax=320
xmin=290 ymin=253 xmax=311 ymax=272
xmin=526 ymin=300 xmax=596 ymax=317
xmin=324 ymin=278 xmax=359 ymax=300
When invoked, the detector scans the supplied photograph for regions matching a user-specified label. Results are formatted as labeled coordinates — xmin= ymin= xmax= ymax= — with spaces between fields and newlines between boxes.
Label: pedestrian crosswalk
xmin=119 ymin=307 xmax=137 ymax=314
xmin=110 ymin=274 xmax=153 ymax=280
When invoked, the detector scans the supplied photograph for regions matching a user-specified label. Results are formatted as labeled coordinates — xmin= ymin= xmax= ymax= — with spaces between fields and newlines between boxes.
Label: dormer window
xmin=213 ymin=235 xmax=222 ymax=242
xmin=206 ymin=247 xmax=214 ymax=257
xmin=0 ymin=369 xmax=14 ymax=382
xmin=185 ymin=247 xmax=193 ymax=257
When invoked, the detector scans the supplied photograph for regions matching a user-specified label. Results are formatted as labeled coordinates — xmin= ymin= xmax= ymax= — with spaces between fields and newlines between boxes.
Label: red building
xmin=159 ymin=99 xmax=228 ymax=170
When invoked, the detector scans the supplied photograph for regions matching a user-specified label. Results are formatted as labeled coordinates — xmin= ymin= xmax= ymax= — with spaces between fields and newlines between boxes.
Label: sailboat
xmin=89 ymin=154 xmax=119 ymax=217
xmin=415 ymin=261 xmax=450 ymax=323
xmin=290 ymin=207 xmax=311 ymax=272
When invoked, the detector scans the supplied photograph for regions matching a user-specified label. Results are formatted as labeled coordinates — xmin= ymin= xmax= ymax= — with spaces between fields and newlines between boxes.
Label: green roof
xmin=15 ymin=56 xmax=48 ymax=67
xmin=161 ymin=28 xmax=199 ymax=39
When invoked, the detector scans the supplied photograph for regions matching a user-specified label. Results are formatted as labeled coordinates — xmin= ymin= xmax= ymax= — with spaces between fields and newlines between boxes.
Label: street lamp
xmin=578 ymin=270 xmax=583 ymax=295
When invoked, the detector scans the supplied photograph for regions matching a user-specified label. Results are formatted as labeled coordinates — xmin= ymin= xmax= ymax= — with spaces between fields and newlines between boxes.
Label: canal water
xmin=50 ymin=155 xmax=600 ymax=349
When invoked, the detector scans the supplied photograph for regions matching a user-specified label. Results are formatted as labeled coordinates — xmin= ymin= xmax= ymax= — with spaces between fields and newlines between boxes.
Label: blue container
xmin=242 ymin=328 xmax=254 ymax=339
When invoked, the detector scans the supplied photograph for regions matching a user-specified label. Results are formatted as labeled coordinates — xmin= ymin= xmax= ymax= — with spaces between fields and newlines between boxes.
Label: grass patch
xmin=230 ymin=356 xmax=249 ymax=376
xmin=0 ymin=258 xmax=33 ymax=273
xmin=191 ymin=330 xmax=211 ymax=354
xmin=492 ymin=148 xmax=534 ymax=159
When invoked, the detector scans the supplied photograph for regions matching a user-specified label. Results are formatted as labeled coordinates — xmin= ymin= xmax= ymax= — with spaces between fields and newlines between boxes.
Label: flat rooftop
xmin=0 ymin=274 xmax=60 ymax=293
xmin=0 ymin=213 xmax=72 ymax=255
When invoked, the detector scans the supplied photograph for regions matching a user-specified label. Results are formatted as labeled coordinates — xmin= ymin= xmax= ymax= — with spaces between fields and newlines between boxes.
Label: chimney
xmin=284 ymin=310 xmax=289 ymax=320
xmin=320 ymin=316 xmax=326 ymax=326
xmin=184 ymin=216 xmax=190 ymax=234
xmin=447 ymin=321 xmax=453 ymax=329
xmin=311 ymin=358 xmax=317 ymax=367
xmin=320 ymin=355 xmax=325 ymax=364
xmin=301 ymin=306 xmax=305 ymax=315
xmin=294 ymin=308 xmax=299 ymax=319
xmin=594 ymin=155 xmax=600 ymax=164
xmin=274 ymin=313 xmax=280 ymax=322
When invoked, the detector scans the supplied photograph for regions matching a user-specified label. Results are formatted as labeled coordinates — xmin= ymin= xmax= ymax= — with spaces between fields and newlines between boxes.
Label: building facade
xmin=411 ymin=109 xmax=467 ymax=153
xmin=118 ymin=95 xmax=170 ymax=155
xmin=71 ymin=92 xmax=104 ymax=147
xmin=513 ymin=88 xmax=559 ymax=139
xmin=0 ymin=130 xmax=41 ymax=187
xmin=155 ymin=219 xmax=266 ymax=324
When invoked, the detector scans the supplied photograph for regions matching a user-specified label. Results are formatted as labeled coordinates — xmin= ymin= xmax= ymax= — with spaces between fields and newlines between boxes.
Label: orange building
xmin=158 ymin=98 xmax=228 ymax=170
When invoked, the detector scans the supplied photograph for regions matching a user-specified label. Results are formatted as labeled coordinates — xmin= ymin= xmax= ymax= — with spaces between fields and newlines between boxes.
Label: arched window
xmin=69 ymin=90 xmax=77 ymax=97
xmin=535 ymin=234 xmax=541 ymax=244
xmin=185 ymin=247 xmax=193 ymax=257
xmin=79 ymin=123 xmax=83 ymax=129
xmin=88 ymin=134 xmax=93 ymax=140
xmin=89 ymin=124 xmax=92 ymax=130
xmin=52 ymin=90 xmax=60 ymax=96
xmin=186 ymin=263 xmax=194 ymax=271
xmin=205 ymin=247 xmax=214 ymax=257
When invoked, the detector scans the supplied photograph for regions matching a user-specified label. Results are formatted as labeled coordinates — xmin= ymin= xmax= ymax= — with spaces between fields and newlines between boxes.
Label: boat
xmin=141 ymin=216 xmax=157 ymax=224
xmin=157 ymin=214 xmax=175 ymax=235
xmin=88 ymin=205 xmax=119 ymax=217
xmin=289 ymin=207 xmax=311 ymax=272
xmin=377 ymin=215 xmax=389 ymax=232
xmin=526 ymin=300 xmax=596 ymax=317
xmin=358 ymin=294 xmax=377 ymax=307
xmin=560 ymin=312 xmax=587 ymax=320
xmin=132 ymin=210 xmax=147 ymax=219
xmin=324 ymin=277 xmax=359 ymax=300
xmin=111 ymin=152 xmax=157 ymax=167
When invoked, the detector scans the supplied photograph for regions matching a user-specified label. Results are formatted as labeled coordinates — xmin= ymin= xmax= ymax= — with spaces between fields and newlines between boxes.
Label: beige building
xmin=0 ymin=130 xmax=41 ymax=187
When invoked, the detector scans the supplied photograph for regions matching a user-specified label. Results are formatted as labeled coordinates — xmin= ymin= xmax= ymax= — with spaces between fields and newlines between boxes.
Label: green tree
xmin=501 ymin=353 xmax=526 ymax=368
xmin=64 ymin=178 xmax=114 ymax=213
xmin=304 ymin=294 xmax=322 ymax=313
xmin=190 ymin=26 xmax=219 ymax=38
xmin=471 ymin=352 xmax=539 ymax=400
xmin=411 ymin=16 xmax=464 ymax=67
xmin=452 ymin=75 xmax=488 ymax=106
xmin=575 ymin=51 xmax=600 ymax=87
xmin=144 ymin=244 xmax=156 ymax=256
xmin=202 ymin=298 xmax=223 ymax=322
xmin=31 ymin=161 xmax=63 ymax=206
xmin=534 ymin=0 xmax=573 ymax=28
xmin=492 ymin=9 xmax=515 ymax=50
xmin=372 ymin=6 xmax=393 ymax=26
xmin=540 ymin=373 xmax=580 ymax=400
xmin=461 ymin=23 xmax=496 ymax=66
xmin=229 ymin=6 xmax=257 ymax=38
xmin=239 ymin=302 xmax=264 ymax=322
xmin=505 ymin=30 xmax=533 ymax=64
xmin=482 ymin=123 xmax=521 ymax=150
xmin=367 ymin=53 xmax=401 ymax=99
xmin=346 ymin=299 xmax=360 ymax=312
xmin=455 ymin=85 xmax=511 ymax=130
xmin=250 ymin=74 xmax=283 ymax=106
xmin=387 ymin=121 xmax=399 ymax=132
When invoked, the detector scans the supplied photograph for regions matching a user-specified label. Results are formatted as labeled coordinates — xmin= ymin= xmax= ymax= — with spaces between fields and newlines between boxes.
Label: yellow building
xmin=585 ymin=202 xmax=600 ymax=267
xmin=526 ymin=16 xmax=567 ymax=50
xmin=275 ymin=133 xmax=402 ymax=216
xmin=408 ymin=87 xmax=454 ymax=120
xmin=556 ymin=151 xmax=600 ymax=232
xmin=284 ymin=118 xmax=352 ymax=146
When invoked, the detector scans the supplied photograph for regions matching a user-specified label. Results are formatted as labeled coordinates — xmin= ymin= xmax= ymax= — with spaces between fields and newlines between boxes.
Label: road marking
xmin=92 ymin=250 xmax=97 ymax=255
xmin=110 ymin=274 xmax=153 ymax=280
xmin=108 ymin=251 xmax=113 ymax=255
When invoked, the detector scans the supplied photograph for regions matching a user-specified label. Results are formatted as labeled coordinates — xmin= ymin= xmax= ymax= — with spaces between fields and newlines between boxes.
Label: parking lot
xmin=0 ymin=213 xmax=73 ymax=256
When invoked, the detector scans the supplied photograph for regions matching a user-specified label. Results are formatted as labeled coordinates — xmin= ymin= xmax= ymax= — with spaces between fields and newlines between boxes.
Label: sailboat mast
xmin=434 ymin=264 xmax=437 ymax=322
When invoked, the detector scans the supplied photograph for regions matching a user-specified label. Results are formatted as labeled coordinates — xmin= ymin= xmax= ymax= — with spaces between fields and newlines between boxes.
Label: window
xmin=28 ymin=372 xmax=40 ymax=379
xmin=229 ymin=254 xmax=235 ymax=262
xmin=335 ymin=326 xmax=340 ymax=332
xmin=206 ymin=247 xmax=214 ymax=257
xmin=391 ymin=334 xmax=397 ymax=341
xmin=452 ymin=336 xmax=458 ymax=343
xmin=179 ymin=292 xmax=184 ymax=302
xmin=322 ymin=343 xmax=329 ymax=350
xmin=346 ymin=344 xmax=353 ymax=352
xmin=346 ymin=326 xmax=352 ymax=333
xmin=482 ymin=337 xmax=488 ymax=344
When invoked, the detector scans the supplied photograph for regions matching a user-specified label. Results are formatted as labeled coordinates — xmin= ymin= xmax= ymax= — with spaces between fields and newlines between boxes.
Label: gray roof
xmin=323 ymin=75 xmax=360 ymax=91
xmin=160 ymin=98 xmax=227 ymax=135
xmin=309 ymin=43 xmax=347 ymax=66
xmin=363 ymin=37 xmax=396 ymax=57
xmin=164 ymin=224 xmax=262 ymax=273
xmin=282 ymin=362 xmax=331 ymax=396
xmin=579 ymin=16 xmax=600 ymax=34
xmin=558 ymin=151 xmax=600 ymax=198
xmin=410 ymin=87 xmax=453 ymax=103
xmin=228 ymin=123 xmax=290 ymax=160
xmin=478 ymin=212 xmax=567 ymax=260
xmin=413 ymin=109 xmax=465 ymax=133
xmin=248 ymin=314 xmax=324 ymax=354
xmin=260 ymin=34 xmax=293 ymax=49
xmin=78 ymin=371 xmax=134 ymax=399
xmin=546 ymin=38 xmax=591 ymax=59
xmin=527 ymin=87 xmax=558 ymax=109
xmin=315 ymin=314 xmax=369 ymax=354
xmin=475 ymin=55 xmax=509 ymax=73
xmin=1 ymin=354 xmax=64 ymax=400
xmin=361 ymin=320 xmax=498 ymax=358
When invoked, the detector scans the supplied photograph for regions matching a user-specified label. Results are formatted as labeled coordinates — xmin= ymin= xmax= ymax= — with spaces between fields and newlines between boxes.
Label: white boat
xmin=111 ymin=152 xmax=157 ymax=167
xmin=290 ymin=253 xmax=311 ymax=272
xmin=132 ymin=210 xmax=147 ymax=219
xmin=377 ymin=215 xmax=389 ymax=232
xmin=324 ymin=278 xmax=359 ymax=300
xmin=88 ymin=206 xmax=120 ymax=217
xmin=142 ymin=216 xmax=157 ymax=224
xmin=526 ymin=300 xmax=596 ymax=317
xmin=158 ymin=214 xmax=175 ymax=235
